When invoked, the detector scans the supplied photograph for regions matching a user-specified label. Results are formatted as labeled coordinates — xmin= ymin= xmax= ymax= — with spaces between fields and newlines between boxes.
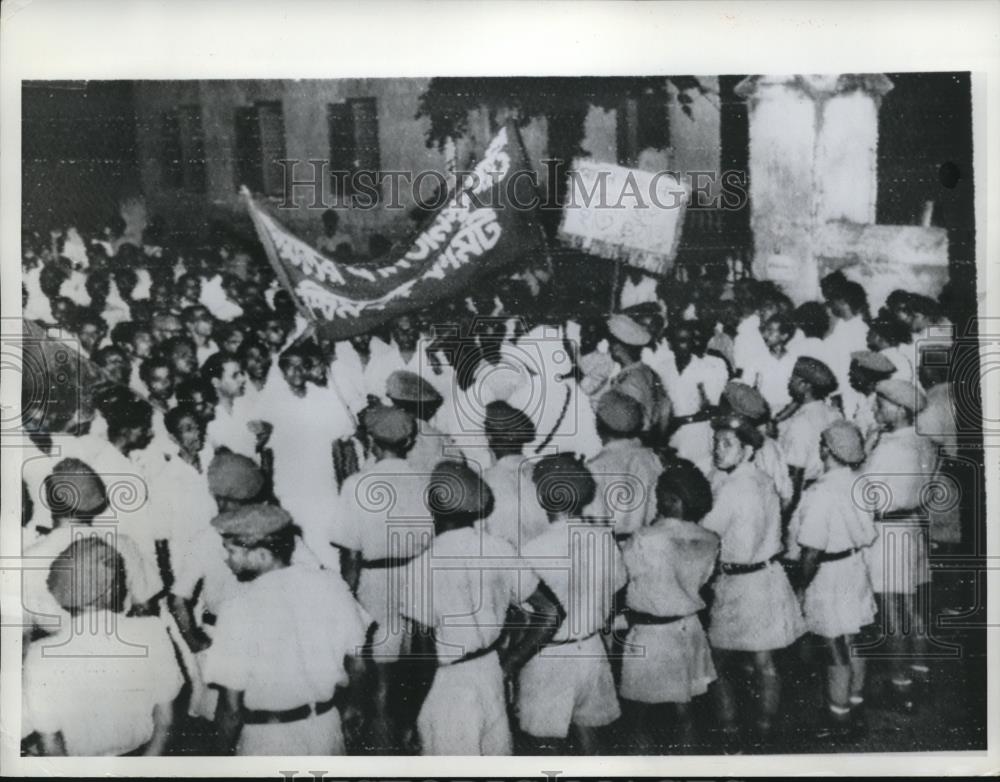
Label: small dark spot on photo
xmin=939 ymin=161 xmax=961 ymax=188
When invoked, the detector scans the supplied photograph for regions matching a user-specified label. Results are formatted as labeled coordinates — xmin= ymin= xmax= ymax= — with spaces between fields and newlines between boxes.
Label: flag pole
xmin=609 ymin=259 xmax=622 ymax=314
xmin=241 ymin=186 xmax=315 ymax=325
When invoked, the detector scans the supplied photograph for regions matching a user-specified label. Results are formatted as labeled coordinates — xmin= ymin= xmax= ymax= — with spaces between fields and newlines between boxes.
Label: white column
xmin=735 ymin=74 xmax=893 ymax=303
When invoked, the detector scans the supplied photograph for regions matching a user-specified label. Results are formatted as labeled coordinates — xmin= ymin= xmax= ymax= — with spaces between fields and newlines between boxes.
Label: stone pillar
xmin=735 ymin=74 xmax=893 ymax=303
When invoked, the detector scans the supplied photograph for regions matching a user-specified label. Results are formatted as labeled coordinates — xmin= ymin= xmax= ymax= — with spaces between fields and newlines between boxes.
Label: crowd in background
xmin=17 ymin=208 xmax=967 ymax=757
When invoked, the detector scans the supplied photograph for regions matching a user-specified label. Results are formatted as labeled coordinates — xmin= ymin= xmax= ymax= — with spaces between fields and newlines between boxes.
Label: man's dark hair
xmin=139 ymin=354 xmax=173 ymax=386
xmin=321 ymin=208 xmax=340 ymax=234
xmin=74 ymin=307 xmax=108 ymax=333
xmin=656 ymin=459 xmax=713 ymax=521
xmin=113 ymin=266 xmax=139 ymax=298
xmin=834 ymin=281 xmax=870 ymax=318
xmin=104 ymin=396 xmax=153 ymax=440
xmin=820 ymin=270 xmax=850 ymax=302
xmin=110 ymin=320 xmax=137 ymax=348
xmin=156 ymin=335 xmax=198 ymax=362
xmin=532 ymin=453 xmax=597 ymax=516
xmin=237 ymin=337 xmax=270 ymax=362
xmin=202 ymin=350 xmax=241 ymax=383
xmin=905 ymin=293 xmax=941 ymax=319
xmin=84 ymin=271 xmax=111 ymax=303
xmin=93 ymin=344 xmax=128 ymax=368
xmin=868 ymin=315 xmax=910 ymax=347
xmin=181 ymin=304 xmax=212 ymax=326
xmin=165 ymin=402 xmax=204 ymax=439
xmin=484 ymin=401 xmax=536 ymax=454
xmin=254 ymin=522 xmax=302 ymax=566
xmin=764 ymin=312 xmax=796 ymax=339
xmin=177 ymin=272 xmax=201 ymax=292
xmin=39 ymin=262 xmax=70 ymax=299
xmin=793 ymin=301 xmax=831 ymax=339
xmin=216 ymin=321 xmax=246 ymax=348
xmin=176 ymin=376 xmax=219 ymax=408
xmin=278 ymin=344 xmax=307 ymax=371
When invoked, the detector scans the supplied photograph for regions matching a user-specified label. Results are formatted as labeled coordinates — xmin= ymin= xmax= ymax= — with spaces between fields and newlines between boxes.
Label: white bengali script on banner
xmin=295 ymin=277 xmax=417 ymax=320
xmin=263 ymin=210 xmax=347 ymax=286
xmin=295 ymin=205 xmax=504 ymax=322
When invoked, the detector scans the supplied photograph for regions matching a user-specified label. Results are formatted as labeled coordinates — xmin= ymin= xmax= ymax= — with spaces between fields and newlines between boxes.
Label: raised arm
xmin=143 ymin=701 xmax=175 ymax=756
xmin=500 ymin=581 xmax=564 ymax=677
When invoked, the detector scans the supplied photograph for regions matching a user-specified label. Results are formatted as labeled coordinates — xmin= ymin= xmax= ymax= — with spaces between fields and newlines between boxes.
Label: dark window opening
xmin=617 ymin=89 xmax=669 ymax=167
xmin=160 ymin=106 xmax=206 ymax=193
xmin=328 ymin=97 xmax=381 ymax=203
xmin=235 ymin=101 xmax=286 ymax=197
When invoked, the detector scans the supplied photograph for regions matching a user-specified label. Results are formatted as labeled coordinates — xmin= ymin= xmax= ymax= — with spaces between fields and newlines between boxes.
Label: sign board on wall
xmin=558 ymin=160 xmax=689 ymax=276
xmin=815 ymin=219 xmax=950 ymax=314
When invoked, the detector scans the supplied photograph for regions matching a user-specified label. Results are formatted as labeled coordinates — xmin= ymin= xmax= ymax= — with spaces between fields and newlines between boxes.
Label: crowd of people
xmin=17 ymin=210 xmax=965 ymax=757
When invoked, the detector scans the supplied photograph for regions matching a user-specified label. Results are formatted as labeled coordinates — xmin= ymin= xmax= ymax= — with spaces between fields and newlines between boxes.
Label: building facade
xmin=130 ymin=77 xmax=724 ymax=253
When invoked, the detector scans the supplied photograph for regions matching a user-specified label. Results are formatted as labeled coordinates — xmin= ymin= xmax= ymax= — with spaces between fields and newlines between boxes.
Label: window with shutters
xmin=328 ymin=97 xmax=381 ymax=203
xmin=160 ymin=111 xmax=184 ymax=189
xmin=616 ymin=89 xmax=669 ymax=168
xmin=160 ymin=106 xmax=206 ymax=192
xmin=234 ymin=101 xmax=286 ymax=197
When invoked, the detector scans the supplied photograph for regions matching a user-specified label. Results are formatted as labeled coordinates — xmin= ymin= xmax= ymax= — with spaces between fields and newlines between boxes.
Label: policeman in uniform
xmin=385 ymin=369 xmax=462 ymax=473
xmin=23 ymin=538 xmax=183 ymax=756
xmin=604 ymin=313 xmax=671 ymax=444
xmin=846 ymin=351 xmax=896 ymax=454
xmin=398 ymin=461 xmax=563 ymax=755
xmin=859 ymin=378 xmax=936 ymax=713
xmin=793 ymin=421 xmax=878 ymax=740
xmin=585 ymin=390 xmax=663 ymax=539
xmin=202 ymin=504 xmax=374 ymax=755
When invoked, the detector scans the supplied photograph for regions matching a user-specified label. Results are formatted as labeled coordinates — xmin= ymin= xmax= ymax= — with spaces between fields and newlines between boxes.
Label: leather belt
xmin=818 ymin=547 xmax=861 ymax=563
xmin=446 ymin=637 xmax=503 ymax=666
xmin=624 ymin=608 xmax=687 ymax=626
xmin=362 ymin=554 xmax=417 ymax=569
xmin=242 ymin=694 xmax=338 ymax=725
xmin=547 ymin=632 xmax=599 ymax=646
xmin=719 ymin=554 xmax=781 ymax=575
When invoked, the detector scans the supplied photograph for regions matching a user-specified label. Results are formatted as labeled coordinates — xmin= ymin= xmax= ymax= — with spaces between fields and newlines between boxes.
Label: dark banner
xmin=245 ymin=121 xmax=545 ymax=340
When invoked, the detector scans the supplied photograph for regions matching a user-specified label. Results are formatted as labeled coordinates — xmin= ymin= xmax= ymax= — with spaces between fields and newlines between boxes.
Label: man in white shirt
xmin=661 ymin=320 xmax=729 ymax=473
xmin=823 ymin=281 xmax=870 ymax=415
xmin=744 ymin=313 xmax=799 ymax=416
xmin=263 ymin=345 xmax=356 ymax=571
xmin=203 ymin=351 xmax=259 ymax=462
xmin=866 ymin=316 xmax=914 ymax=382
xmin=181 ymin=304 xmax=220 ymax=368
xmin=364 ymin=315 xmax=454 ymax=404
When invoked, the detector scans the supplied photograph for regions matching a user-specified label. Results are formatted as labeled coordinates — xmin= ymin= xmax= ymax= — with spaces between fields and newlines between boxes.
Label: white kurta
xmin=264 ymin=383 xmax=356 ymax=570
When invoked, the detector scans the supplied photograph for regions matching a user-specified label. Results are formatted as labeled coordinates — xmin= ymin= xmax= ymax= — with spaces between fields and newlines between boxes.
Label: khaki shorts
xmin=517 ymin=634 xmax=621 ymax=738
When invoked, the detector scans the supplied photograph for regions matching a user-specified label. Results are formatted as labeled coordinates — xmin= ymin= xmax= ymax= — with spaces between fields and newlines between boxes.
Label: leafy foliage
xmin=415 ymin=76 xmax=710 ymax=151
